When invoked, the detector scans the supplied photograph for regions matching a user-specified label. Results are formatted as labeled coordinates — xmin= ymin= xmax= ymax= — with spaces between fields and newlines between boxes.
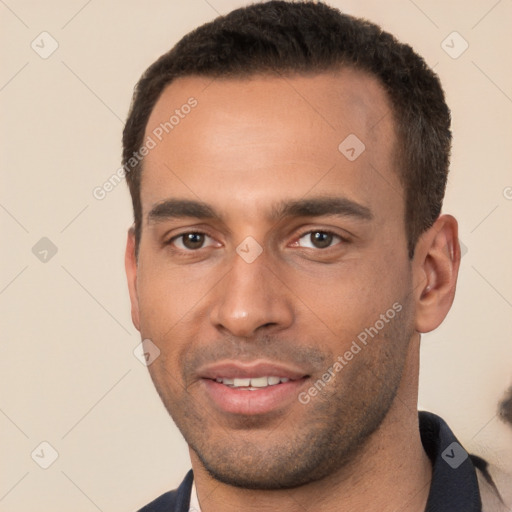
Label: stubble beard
xmin=149 ymin=302 xmax=414 ymax=490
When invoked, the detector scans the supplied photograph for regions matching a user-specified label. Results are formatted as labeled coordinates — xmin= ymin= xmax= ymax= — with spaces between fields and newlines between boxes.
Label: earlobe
xmin=413 ymin=215 xmax=460 ymax=333
xmin=125 ymin=226 xmax=141 ymax=332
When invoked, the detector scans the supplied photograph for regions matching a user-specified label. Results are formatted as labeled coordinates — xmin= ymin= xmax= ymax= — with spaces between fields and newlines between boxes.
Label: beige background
xmin=1 ymin=1 xmax=511 ymax=510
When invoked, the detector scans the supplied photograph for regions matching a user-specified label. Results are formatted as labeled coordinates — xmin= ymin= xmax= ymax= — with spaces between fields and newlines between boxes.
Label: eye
xmin=170 ymin=232 xmax=216 ymax=251
xmin=296 ymin=231 xmax=342 ymax=249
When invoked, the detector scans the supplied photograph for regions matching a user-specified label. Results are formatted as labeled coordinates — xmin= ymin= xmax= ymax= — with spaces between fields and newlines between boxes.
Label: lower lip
xmin=201 ymin=378 xmax=307 ymax=415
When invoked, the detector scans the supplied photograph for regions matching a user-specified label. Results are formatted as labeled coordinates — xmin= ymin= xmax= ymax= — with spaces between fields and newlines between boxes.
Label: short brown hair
xmin=122 ymin=0 xmax=451 ymax=258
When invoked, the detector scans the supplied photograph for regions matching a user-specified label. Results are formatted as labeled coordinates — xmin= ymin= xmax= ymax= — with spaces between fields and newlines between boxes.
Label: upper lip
xmin=198 ymin=360 xmax=309 ymax=381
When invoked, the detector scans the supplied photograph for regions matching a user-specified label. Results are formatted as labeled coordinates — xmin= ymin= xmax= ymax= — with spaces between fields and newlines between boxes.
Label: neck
xmin=191 ymin=335 xmax=432 ymax=512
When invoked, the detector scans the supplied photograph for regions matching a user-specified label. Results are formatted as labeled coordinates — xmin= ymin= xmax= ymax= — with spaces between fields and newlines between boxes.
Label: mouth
xmin=198 ymin=361 xmax=310 ymax=415
xmin=212 ymin=375 xmax=293 ymax=390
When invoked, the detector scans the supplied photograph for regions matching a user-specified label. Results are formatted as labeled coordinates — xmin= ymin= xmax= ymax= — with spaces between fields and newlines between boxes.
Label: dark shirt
xmin=138 ymin=411 xmax=484 ymax=511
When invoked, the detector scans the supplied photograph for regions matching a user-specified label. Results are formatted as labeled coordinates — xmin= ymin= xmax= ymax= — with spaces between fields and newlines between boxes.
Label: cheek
xmin=135 ymin=253 xmax=215 ymax=335
xmin=288 ymin=253 xmax=410 ymax=340
xmin=136 ymin=271 xmax=176 ymax=338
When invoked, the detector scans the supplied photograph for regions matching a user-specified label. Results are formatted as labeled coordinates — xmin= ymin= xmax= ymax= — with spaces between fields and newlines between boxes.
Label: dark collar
xmin=138 ymin=412 xmax=483 ymax=511
xmin=137 ymin=470 xmax=193 ymax=512
xmin=420 ymin=411 xmax=482 ymax=511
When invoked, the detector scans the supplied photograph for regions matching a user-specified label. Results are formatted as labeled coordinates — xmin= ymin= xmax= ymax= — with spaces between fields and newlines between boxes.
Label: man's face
xmin=127 ymin=70 xmax=418 ymax=488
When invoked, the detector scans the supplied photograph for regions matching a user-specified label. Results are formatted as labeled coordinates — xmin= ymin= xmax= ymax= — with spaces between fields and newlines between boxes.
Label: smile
xmin=214 ymin=376 xmax=291 ymax=389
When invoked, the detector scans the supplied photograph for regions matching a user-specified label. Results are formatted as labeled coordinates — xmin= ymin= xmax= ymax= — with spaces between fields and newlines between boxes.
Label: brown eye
xmin=297 ymin=231 xmax=340 ymax=249
xmin=311 ymin=232 xmax=333 ymax=248
xmin=183 ymin=233 xmax=205 ymax=249
xmin=172 ymin=232 xmax=212 ymax=250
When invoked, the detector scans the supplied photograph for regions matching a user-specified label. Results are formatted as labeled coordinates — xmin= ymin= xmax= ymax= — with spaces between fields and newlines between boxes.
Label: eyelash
xmin=294 ymin=229 xmax=348 ymax=249
xmin=167 ymin=231 xmax=217 ymax=251
xmin=166 ymin=229 xmax=348 ymax=252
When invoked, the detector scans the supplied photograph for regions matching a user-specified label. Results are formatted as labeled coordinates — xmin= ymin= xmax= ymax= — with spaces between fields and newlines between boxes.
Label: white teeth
xmin=233 ymin=378 xmax=251 ymax=387
xmin=250 ymin=376 xmax=269 ymax=388
xmin=216 ymin=376 xmax=290 ymax=388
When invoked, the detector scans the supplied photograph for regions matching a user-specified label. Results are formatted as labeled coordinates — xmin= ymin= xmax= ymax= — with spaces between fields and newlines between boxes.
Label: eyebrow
xmin=148 ymin=199 xmax=217 ymax=223
xmin=272 ymin=197 xmax=373 ymax=222
xmin=147 ymin=196 xmax=373 ymax=224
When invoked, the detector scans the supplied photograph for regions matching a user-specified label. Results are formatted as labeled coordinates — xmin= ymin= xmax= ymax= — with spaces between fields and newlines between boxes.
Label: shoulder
xmin=138 ymin=490 xmax=178 ymax=512
xmin=419 ymin=411 xmax=507 ymax=511
xmin=137 ymin=470 xmax=194 ymax=512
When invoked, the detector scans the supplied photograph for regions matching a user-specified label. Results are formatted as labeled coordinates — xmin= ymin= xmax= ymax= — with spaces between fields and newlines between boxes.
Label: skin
xmin=125 ymin=69 xmax=461 ymax=511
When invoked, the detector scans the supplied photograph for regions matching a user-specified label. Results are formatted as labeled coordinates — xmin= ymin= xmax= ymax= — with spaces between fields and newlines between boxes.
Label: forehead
xmin=141 ymin=70 xmax=402 ymax=225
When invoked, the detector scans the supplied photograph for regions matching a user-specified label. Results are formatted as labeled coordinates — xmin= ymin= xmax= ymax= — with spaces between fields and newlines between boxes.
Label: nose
xmin=209 ymin=248 xmax=294 ymax=338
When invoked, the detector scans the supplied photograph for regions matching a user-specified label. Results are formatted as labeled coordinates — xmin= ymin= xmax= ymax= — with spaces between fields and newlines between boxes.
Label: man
xmin=122 ymin=1 xmax=508 ymax=510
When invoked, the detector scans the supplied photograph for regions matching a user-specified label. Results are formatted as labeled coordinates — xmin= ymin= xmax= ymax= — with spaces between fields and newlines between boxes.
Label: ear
xmin=412 ymin=214 xmax=461 ymax=333
xmin=125 ymin=226 xmax=140 ymax=332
